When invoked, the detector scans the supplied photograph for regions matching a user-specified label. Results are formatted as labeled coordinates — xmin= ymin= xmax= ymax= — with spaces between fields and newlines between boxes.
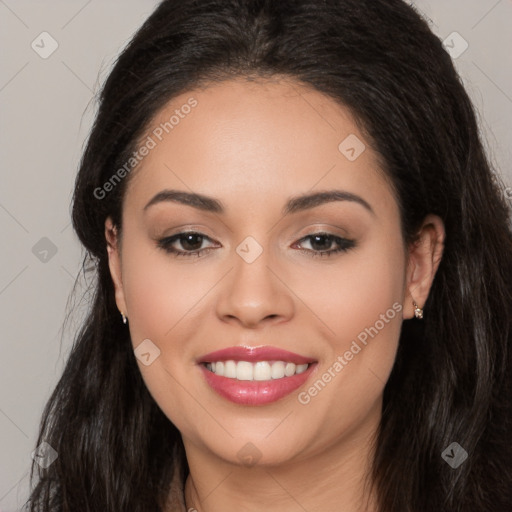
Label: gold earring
xmin=120 ymin=311 xmax=127 ymax=324
xmin=412 ymin=300 xmax=423 ymax=319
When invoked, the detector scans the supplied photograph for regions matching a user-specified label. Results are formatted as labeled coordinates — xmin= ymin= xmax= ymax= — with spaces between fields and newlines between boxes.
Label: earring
xmin=412 ymin=300 xmax=423 ymax=319
xmin=120 ymin=311 xmax=127 ymax=324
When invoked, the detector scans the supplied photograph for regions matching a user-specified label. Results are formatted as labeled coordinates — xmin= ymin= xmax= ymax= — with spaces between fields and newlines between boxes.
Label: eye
xmin=293 ymin=232 xmax=356 ymax=258
xmin=157 ymin=232 xmax=217 ymax=257
xmin=157 ymin=230 xmax=356 ymax=259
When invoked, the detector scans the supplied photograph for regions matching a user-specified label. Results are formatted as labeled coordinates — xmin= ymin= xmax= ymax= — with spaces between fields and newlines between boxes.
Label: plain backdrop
xmin=0 ymin=0 xmax=511 ymax=510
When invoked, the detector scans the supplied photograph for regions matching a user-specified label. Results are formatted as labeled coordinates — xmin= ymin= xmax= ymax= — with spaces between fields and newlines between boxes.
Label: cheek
xmin=121 ymin=241 xmax=209 ymax=346
xmin=280 ymin=255 xmax=405 ymax=458
xmin=294 ymin=230 xmax=405 ymax=347
xmin=338 ymin=233 xmax=405 ymax=367
xmin=119 ymin=242 xmax=208 ymax=432
xmin=296 ymin=232 xmax=405 ymax=411
xmin=119 ymin=240 xmax=222 ymax=426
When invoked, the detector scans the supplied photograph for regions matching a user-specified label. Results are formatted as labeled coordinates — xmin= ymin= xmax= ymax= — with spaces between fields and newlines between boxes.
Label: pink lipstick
xmin=197 ymin=346 xmax=317 ymax=405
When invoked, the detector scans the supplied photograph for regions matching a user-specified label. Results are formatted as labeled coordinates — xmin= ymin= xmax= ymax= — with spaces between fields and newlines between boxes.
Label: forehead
xmin=123 ymin=77 xmax=396 ymax=218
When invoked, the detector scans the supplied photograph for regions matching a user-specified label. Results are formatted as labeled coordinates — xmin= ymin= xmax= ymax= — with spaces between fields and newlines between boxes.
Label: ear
xmin=105 ymin=216 xmax=128 ymax=317
xmin=403 ymin=213 xmax=445 ymax=319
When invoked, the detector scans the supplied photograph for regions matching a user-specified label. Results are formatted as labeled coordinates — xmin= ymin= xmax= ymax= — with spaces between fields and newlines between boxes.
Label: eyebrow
xmin=143 ymin=189 xmax=375 ymax=216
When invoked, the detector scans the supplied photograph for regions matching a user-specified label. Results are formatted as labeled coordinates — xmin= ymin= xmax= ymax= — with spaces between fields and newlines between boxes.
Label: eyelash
xmin=156 ymin=231 xmax=356 ymax=258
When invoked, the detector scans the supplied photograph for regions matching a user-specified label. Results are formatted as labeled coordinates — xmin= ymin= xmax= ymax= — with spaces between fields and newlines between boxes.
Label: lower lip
xmin=199 ymin=363 xmax=317 ymax=405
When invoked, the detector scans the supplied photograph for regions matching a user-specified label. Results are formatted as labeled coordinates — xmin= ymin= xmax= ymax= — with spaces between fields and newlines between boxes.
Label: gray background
xmin=0 ymin=1 xmax=511 ymax=510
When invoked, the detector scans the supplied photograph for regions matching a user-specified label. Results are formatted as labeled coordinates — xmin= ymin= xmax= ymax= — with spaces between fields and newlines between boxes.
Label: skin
xmin=105 ymin=77 xmax=445 ymax=512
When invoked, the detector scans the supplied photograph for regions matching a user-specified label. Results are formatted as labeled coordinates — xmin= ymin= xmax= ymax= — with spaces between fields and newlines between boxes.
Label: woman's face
xmin=106 ymin=77 xmax=431 ymax=468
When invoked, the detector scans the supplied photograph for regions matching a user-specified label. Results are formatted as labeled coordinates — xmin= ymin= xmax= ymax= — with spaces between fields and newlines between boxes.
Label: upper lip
xmin=197 ymin=346 xmax=317 ymax=365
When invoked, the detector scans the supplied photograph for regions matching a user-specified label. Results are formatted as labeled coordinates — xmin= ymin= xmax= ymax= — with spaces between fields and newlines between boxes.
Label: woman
xmin=27 ymin=0 xmax=512 ymax=511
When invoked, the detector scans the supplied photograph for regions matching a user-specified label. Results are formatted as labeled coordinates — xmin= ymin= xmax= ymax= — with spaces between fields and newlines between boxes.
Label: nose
xmin=215 ymin=245 xmax=295 ymax=329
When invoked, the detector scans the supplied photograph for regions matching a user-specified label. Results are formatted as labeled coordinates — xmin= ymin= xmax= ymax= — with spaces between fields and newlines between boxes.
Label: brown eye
xmin=294 ymin=232 xmax=356 ymax=258
xmin=157 ymin=232 xmax=217 ymax=257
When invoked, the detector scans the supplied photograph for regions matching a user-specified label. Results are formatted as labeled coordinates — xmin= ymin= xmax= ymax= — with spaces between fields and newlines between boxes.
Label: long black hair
xmin=27 ymin=1 xmax=512 ymax=510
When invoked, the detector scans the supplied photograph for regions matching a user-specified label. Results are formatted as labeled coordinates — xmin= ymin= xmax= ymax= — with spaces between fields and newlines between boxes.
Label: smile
xmin=197 ymin=346 xmax=318 ymax=405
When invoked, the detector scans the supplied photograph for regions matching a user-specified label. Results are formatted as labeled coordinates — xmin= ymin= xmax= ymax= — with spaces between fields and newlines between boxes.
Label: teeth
xmin=237 ymin=361 xmax=253 ymax=381
xmin=295 ymin=363 xmax=308 ymax=375
xmin=224 ymin=360 xmax=237 ymax=378
xmin=285 ymin=362 xmax=296 ymax=377
xmin=271 ymin=361 xmax=285 ymax=379
xmin=205 ymin=360 xmax=310 ymax=381
xmin=254 ymin=361 xmax=271 ymax=381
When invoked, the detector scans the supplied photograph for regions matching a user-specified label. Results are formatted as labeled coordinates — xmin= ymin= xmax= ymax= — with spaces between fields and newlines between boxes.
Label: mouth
xmin=197 ymin=346 xmax=318 ymax=405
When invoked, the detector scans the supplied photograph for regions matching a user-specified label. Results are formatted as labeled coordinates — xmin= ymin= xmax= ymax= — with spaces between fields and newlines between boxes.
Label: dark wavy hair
xmin=26 ymin=0 xmax=512 ymax=510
